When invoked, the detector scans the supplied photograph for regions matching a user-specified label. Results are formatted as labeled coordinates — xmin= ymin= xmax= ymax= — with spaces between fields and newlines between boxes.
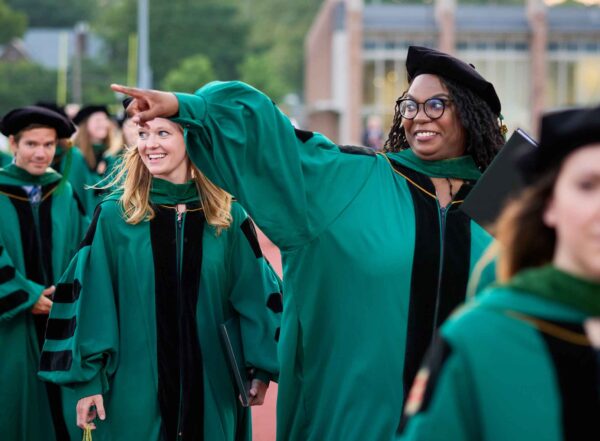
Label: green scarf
xmin=149 ymin=178 xmax=199 ymax=205
xmin=0 ymin=163 xmax=62 ymax=187
xmin=386 ymin=149 xmax=482 ymax=180
xmin=506 ymin=265 xmax=600 ymax=317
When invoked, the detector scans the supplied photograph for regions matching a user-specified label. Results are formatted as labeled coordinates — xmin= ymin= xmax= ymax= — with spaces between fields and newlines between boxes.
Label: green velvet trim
xmin=386 ymin=149 xmax=482 ymax=180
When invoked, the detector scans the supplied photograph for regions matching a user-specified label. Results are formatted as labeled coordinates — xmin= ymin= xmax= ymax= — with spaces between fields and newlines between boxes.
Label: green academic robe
xmin=53 ymin=146 xmax=98 ymax=216
xmin=397 ymin=266 xmax=600 ymax=441
xmin=0 ymin=150 xmax=13 ymax=167
xmin=39 ymin=178 xmax=281 ymax=441
xmin=0 ymin=164 xmax=89 ymax=441
xmin=168 ymin=80 xmax=495 ymax=441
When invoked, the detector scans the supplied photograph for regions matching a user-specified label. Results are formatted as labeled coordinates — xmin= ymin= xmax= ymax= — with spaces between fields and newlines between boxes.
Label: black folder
xmin=219 ymin=317 xmax=251 ymax=407
xmin=461 ymin=129 xmax=538 ymax=234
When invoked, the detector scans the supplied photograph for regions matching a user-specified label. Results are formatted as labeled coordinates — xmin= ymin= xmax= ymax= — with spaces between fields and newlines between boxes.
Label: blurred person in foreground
xmin=397 ymin=106 xmax=600 ymax=441
xmin=111 ymin=45 xmax=504 ymax=441
xmin=0 ymin=106 xmax=88 ymax=441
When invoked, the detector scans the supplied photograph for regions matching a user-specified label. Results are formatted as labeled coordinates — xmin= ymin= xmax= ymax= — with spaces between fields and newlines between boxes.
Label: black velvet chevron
xmin=0 ymin=289 xmax=28 ymax=315
xmin=0 ymin=265 xmax=16 ymax=284
xmin=294 ymin=128 xmax=314 ymax=143
xmin=267 ymin=293 xmax=283 ymax=313
xmin=240 ymin=218 xmax=263 ymax=258
xmin=150 ymin=204 xmax=205 ymax=441
xmin=53 ymin=280 xmax=82 ymax=303
xmin=79 ymin=205 xmax=102 ymax=250
xmin=539 ymin=322 xmax=600 ymax=440
xmin=389 ymin=163 xmax=473 ymax=401
xmin=398 ymin=335 xmax=453 ymax=433
xmin=45 ymin=317 xmax=77 ymax=340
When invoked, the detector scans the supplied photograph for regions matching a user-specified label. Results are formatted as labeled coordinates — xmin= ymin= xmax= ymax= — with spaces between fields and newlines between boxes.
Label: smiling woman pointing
xmin=112 ymin=45 xmax=505 ymax=441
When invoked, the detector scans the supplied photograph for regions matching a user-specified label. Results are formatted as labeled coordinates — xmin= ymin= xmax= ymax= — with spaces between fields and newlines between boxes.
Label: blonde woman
xmin=39 ymin=117 xmax=282 ymax=441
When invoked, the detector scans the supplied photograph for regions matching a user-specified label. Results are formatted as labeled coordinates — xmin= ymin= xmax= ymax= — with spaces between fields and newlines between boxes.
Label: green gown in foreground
xmin=397 ymin=265 xmax=600 ymax=441
xmin=0 ymin=164 xmax=88 ymax=441
xmin=39 ymin=178 xmax=282 ymax=441
xmin=168 ymin=81 xmax=495 ymax=441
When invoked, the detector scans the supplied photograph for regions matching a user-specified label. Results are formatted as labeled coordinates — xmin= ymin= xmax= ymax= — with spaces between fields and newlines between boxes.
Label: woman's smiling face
xmin=402 ymin=74 xmax=466 ymax=161
xmin=137 ymin=118 xmax=190 ymax=184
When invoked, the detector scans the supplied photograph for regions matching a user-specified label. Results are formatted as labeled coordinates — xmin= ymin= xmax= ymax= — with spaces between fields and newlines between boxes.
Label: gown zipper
xmin=431 ymin=202 xmax=448 ymax=344
xmin=175 ymin=206 xmax=185 ymax=440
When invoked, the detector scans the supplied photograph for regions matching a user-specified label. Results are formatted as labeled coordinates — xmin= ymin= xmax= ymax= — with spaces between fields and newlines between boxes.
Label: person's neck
xmin=553 ymin=253 xmax=600 ymax=284
xmin=154 ymin=171 xmax=191 ymax=185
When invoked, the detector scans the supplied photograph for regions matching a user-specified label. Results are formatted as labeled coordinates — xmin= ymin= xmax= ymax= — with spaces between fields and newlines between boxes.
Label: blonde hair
xmin=107 ymin=146 xmax=232 ymax=232
xmin=72 ymin=119 xmax=114 ymax=170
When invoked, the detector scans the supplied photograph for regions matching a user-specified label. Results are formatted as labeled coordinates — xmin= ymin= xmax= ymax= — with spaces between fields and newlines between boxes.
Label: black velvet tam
xmin=519 ymin=106 xmax=600 ymax=181
xmin=72 ymin=105 xmax=110 ymax=125
xmin=406 ymin=45 xmax=501 ymax=116
xmin=1 ymin=106 xmax=76 ymax=138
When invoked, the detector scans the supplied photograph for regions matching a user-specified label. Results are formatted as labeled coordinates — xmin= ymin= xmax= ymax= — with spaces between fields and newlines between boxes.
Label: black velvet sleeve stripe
xmin=294 ymin=128 xmax=314 ymax=143
xmin=78 ymin=204 xmax=102 ymax=250
xmin=398 ymin=335 xmax=453 ymax=434
xmin=39 ymin=350 xmax=73 ymax=371
xmin=0 ymin=289 xmax=29 ymax=315
xmin=53 ymin=280 xmax=81 ymax=303
xmin=240 ymin=218 xmax=263 ymax=258
xmin=338 ymin=145 xmax=376 ymax=156
xmin=0 ymin=245 xmax=4 ymax=256
xmin=72 ymin=191 xmax=86 ymax=216
xmin=267 ymin=293 xmax=283 ymax=313
xmin=0 ymin=265 xmax=16 ymax=284
xmin=274 ymin=327 xmax=280 ymax=342
xmin=45 ymin=317 xmax=77 ymax=340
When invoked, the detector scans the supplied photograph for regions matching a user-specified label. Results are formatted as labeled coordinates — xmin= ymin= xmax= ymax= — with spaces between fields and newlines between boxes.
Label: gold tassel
xmin=82 ymin=425 xmax=93 ymax=441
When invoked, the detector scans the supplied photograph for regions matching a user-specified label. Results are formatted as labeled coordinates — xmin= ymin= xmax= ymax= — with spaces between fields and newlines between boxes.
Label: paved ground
xmin=252 ymin=229 xmax=281 ymax=441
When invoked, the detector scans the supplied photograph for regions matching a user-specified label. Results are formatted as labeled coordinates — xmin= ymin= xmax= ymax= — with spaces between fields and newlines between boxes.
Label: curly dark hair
xmin=384 ymin=76 xmax=505 ymax=171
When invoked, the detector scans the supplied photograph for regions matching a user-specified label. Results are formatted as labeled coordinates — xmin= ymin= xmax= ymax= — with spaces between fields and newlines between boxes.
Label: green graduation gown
xmin=39 ymin=178 xmax=282 ymax=441
xmin=52 ymin=146 xmax=98 ymax=216
xmin=0 ymin=164 xmax=89 ymax=441
xmin=397 ymin=266 xmax=600 ymax=441
xmin=0 ymin=150 xmax=13 ymax=167
xmin=168 ymin=80 xmax=495 ymax=441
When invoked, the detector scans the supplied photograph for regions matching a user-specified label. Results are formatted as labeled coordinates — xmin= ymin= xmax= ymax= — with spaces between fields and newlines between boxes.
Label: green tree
xmin=6 ymin=0 xmax=94 ymax=27
xmin=238 ymin=53 xmax=288 ymax=101
xmin=241 ymin=0 xmax=322 ymax=98
xmin=162 ymin=54 xmax=216 ymax=92
xmin=0 ymin=61 xmax=56 ymax=114
xmin=95 ymin=0 xmax=249 ymax=87
xmin=0 ymin=0 xmax=26 ymax=44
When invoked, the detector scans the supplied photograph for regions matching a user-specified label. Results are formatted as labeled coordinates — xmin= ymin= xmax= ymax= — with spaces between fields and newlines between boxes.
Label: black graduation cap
xmin=406 ymin=46 xmax=502 ymax=117
xmin=72 ymin=105 xmax=110 ymax=125
xmin=0 ymin=106 xmax=76 ymax=138
xmin=518 ymin=106 xmax=600 ymax=182
xmin=122 ymin=97 xmax=133 ymax=111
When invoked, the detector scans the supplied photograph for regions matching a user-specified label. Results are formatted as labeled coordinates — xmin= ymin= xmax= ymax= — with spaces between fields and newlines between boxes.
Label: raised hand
xmin=110 ymin=84 xmax=179 ymax=126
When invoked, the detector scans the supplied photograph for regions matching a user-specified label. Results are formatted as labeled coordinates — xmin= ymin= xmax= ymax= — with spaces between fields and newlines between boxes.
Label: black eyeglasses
xmin=397 ymin=97 xmax=451 ymax=120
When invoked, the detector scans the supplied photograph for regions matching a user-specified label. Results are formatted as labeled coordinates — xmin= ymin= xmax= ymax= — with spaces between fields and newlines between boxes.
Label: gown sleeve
xmin=171 ymin=81 xmax=377 ymax=250
xmin=0 ymin=237 xmax=45 ymax=320
xmin=227 ymin=205 xmax=282 ymax=383
xmin=396 ymin=336 xmax=480 ymax=441
xmin=38 ymin=205 xmax=119 ymax=400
